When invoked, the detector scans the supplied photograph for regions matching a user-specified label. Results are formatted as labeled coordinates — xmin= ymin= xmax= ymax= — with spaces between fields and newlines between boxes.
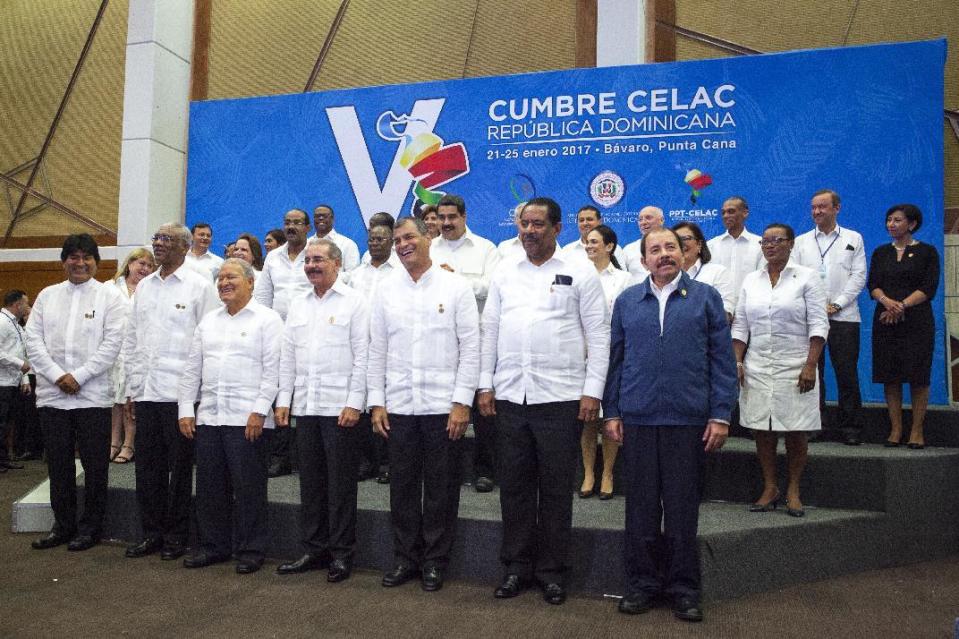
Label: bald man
xmin=622 ymin=206 xmax=665 ymax=274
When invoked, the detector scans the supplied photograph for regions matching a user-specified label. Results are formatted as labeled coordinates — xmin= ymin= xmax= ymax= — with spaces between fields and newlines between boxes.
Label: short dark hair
xmin=640 ymin=227 xmax=683 ymax=258
xmin=724 ymin=195 xmax=748 ymax=210
xmin=394 ymin=216 xmax=429 ymax=237
xmin=885 ymin=203 xmax=923 ymax=233
xmin=577 ymin=205 xmax=602 ymax=219
xmin=286 ymin=208 xmax=311 ymax=226
xmin=190 ymin=222 xmax=212 ymax=235
xmin=3 ymin=289 xmax=26 ymax=307
xmin=589 ymin=224 xmax=622 ymax=270
xmin=60 ymin=233 xmax=100 ymax=263
xmin=521 ymin=197 xmax=561 ymax=226
xmin=813 ymin=189 xmax=840 ymax=207
xmin=437 ymin=194 xmax=466 ymax=214
xmin=763 ymin=222 xmax=795 ymax=242
xmin=369 ymin=211 xmax=395 ymax=230
xmin=266 ymin=228 xmax=286 ymax=246
xmin=314 ymin=204 xmax=334 ymax=217
xmin=672 ymin=221 xmax=712 ymax=264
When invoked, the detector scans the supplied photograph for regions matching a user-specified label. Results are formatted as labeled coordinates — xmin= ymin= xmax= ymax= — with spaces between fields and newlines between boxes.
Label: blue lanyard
xmin=814 ymin=227 xmax=841 ymax=262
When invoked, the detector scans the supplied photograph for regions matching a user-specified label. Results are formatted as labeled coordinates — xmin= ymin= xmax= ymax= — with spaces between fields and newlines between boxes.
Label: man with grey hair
xmin=275 ymin=238 xmax=369 ymax=582
xmin=179 ymin=258 xmax=283 ymax=574
xmin=622 ymin=206 xmax=665 ymax=274
xmin=122 ymin=222 xmax=220 ymax=561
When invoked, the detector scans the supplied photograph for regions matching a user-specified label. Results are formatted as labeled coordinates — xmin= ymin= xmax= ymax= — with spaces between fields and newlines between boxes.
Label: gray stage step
xmin=93 ymin=440 xmax=959 ymax=601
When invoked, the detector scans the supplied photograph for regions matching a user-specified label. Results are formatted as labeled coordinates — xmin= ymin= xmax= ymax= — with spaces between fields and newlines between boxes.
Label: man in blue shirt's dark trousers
xmin=603 ymin=228 xmax=737 ymax=623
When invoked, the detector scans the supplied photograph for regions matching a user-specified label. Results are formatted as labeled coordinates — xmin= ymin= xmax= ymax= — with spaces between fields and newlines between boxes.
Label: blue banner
xmin=186 ymin=39 xmax=947 ymax=404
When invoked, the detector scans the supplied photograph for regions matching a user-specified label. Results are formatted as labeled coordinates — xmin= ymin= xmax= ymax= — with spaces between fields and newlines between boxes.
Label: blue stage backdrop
xmin=186 ymin=39 xmax=947 ymax=405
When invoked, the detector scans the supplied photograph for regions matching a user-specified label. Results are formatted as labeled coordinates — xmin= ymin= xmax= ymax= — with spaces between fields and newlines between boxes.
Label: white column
xmin=116 ymin=0 xmax=194 ymax=257
xmin=596 ymin=0 xmax=649 ymax=67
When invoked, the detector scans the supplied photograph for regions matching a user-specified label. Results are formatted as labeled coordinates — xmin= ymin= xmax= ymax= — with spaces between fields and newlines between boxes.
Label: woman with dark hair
xmin=416 ymin=204 xmax=441 ymax=239
xmin=673 ymin=221 xmax=734 ymax=320
xmin=233 ymin=233 xmax=265 ymax=272
xmin=264 ymin=229 xmax=286 ymax=253
xmin=732 ymin=223 xmax=829 ymax=517
xmin=867 ymin=204 xmax=940 ymax=449
xmin=579 ymin=224 xmax=631 ymax=500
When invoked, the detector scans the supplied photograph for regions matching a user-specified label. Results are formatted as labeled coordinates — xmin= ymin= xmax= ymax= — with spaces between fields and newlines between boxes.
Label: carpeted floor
xmin=2 ymin=459 xmax=958 ymax=638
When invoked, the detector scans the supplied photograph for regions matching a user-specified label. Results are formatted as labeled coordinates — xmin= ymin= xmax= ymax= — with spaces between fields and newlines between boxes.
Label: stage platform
xmin=19 ymin=438 xmax=959 ymax=602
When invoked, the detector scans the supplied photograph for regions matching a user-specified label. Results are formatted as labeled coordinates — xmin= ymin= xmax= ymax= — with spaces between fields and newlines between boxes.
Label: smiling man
xmin=178 ymin=258 xmax=283 ymax=575
xmin=367 ymin=216 xmax=479 ymax=593
xmin=184 ymin=222 xmax=223 ymax=280
xmin=603 ymin=227 xmax=737 ymax=623
xmin=121 ymin=223 xmax=220 ymax=561
xmin=275 ymin=238 xmax=369 ymax=583
xmin=479 ymin=197 xmax=609 ymax=605
xmin=25 ymin=234 xmax=128 ymax=552
xmin=311 ymin=205 xmax=360 ymax=274
xmin=706 ymin=196 xmax=764 ymax=310
xmin=562 ymin=205 xmax=625 ymax=267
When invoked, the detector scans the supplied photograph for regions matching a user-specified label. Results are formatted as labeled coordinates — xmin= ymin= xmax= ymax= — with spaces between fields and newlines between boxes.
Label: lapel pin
xmin=329 ymin=316 xmax=335 ymax=324
xmin=680 ymin=289 xmax=687 ymax=297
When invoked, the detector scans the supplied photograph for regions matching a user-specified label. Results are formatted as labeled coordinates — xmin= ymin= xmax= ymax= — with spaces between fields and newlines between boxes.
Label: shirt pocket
xmin=547 ymin=284 xmax=577 ymax=315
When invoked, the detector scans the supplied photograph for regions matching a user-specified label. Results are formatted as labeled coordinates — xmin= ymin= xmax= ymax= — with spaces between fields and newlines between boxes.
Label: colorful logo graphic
xmin=376 ymin=110 xmax=470 ymax=206
xmin=684 ymin=169 xmax=712 ymax=204
xmin=589 ymin=170 xmax=625 ymax=208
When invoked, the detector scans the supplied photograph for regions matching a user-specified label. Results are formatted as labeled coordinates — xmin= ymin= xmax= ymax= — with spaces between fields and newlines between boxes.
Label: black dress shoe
xmin=542 ymin=583 xmax=566 ymax=605
xmin=0 ymin=460 xmax=24 ymax=470
xmin=673 ymin=596 xmax=704 ymax=622
xmin=474 ymin=476 xmax=495 ymax=493
xmin=125 ymin=537 xmax=163 ymax=558
xmin=32 ymin=531 xmax=73 ymax=550
xmin=67 ymin=534 xmax=99 ymax=552
xmin=618 ymin=592 xmax=653 ymax=614
xmin=183 ymin=552 xmax=229 ymax=568
xmin=236 ymin=559 xmax=262 ymax=574
xmin=494 ymin=574 xmax=525 ymax=598
xmin=843 ymin=434 xmax=862 ymax=446
xmin=327 ymin=558 xmax=352 ymax=583
xmin=276 ymin=552 xmax=331 ymax=575
xmin=381 ymin=564 xmax=418 ymax=587
xmin=160 ymin=543 xmax=186 ymax=560
xmin=376 ymin=470 xmax=390 ymax=484
xmin=14 ymin=452 xmax=41 ymax=462
xmin=268 ymin=461 xmax=292 ymax=478
xmin=421 ymin=565 xmax=443 ymax=591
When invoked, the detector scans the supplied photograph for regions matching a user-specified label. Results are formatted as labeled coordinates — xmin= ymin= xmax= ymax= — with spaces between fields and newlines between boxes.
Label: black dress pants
xmin=357 ymin=413 xmax=388 ymax=473
xmin=133 ymin=401 xmax=195 ymax=545
xmin=472 ymin=403 xmax=496 ymax=480
xmin=194 ymin=424 xmax=270 ymax=562
xmin=387 ymin=413 xmax=462 ymax=569
xmin=818 ymin=319 xmax=863 ymax=437
xmin=622 ymin=424 xmax=704 ymax=601
xmin=296 ymin=415 xmax=360 ymax=560
xmin=0 ymin=386 xmax=15 ymax=461
xmin=39 ymin=407 xmax=111 ymax=538
xmin=496 ymin=400 xmax=580 ymax=585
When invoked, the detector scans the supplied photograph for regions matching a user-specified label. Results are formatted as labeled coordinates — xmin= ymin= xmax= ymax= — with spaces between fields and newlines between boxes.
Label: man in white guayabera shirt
xmin=178 ymin=259 xmax=283 ymax=575
xmin=368 ymin=216 xmax=479 ymax=594
xmin=275 ymin=238 xmax=370 ymax=584
xmin=26 ymin=234 xmax=127 ymax=552
xmin=122 ymin=223 xmax=220 ymax=562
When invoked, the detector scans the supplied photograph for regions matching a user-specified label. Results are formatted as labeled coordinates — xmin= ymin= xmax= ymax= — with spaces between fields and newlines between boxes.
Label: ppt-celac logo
xmin=376 ymin=110 xmax=470 ymax=207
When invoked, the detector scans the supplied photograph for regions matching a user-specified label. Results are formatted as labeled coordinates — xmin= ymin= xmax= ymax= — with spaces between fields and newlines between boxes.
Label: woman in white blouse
xmin=732 ymin=223 xmax=828 ymax=517
xmin=673 ymin=221 xmax=734 ymax=322
xmin=110 ymin=247 xmax=156 ymax=463
xmin=580 ymin=225 xmax=631 ymax=500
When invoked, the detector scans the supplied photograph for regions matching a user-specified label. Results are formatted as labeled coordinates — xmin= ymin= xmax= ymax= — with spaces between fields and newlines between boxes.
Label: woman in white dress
xmin=580 ymin=225 xmax=632 ymax=500
xmin=732 ymin=223 xmax=828 ymax=517
xmin=673 ymin=221 xmax=734 ymax=322
xmin=110 ymin=247 xmax=156 ymax=463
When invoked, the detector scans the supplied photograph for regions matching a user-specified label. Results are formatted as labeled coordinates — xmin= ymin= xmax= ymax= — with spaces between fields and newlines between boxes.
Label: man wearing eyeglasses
xmin=122 ymin=223 xmax=220 ymax=561
xmin=256 ymin=209 xmax=315 ymax=477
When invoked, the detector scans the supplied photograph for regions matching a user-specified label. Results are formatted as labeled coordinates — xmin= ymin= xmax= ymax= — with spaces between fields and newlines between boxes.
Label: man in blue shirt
xmin=603 ymin=227 xmax=737 ymax=623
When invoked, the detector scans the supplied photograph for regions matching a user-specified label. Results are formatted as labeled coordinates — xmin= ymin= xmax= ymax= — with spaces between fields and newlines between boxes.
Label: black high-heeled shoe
xmin=748 ymin=492 xmax=781 ymax=512
xmin=907 ymin=442 xmax=925 ymax=450
xmin=785 ymin=497 xmax=805 ymax=518
xmin=883 ymin=440 xmax=901 ymax=448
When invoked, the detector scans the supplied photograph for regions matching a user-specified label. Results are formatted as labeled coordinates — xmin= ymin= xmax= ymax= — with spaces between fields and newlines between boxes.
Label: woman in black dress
xmin=867 ymin=204 xmax=940 ymax=448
